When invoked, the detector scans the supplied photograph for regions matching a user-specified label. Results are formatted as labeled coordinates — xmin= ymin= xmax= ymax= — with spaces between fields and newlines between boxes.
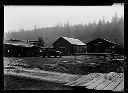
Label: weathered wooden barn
xmin=86 ymin=38 xmax=124 ymax=54
xmin=3 ymin=42 xmax=39 ymax=57
xmin=52 ymin=37 xmax=86 ymax=55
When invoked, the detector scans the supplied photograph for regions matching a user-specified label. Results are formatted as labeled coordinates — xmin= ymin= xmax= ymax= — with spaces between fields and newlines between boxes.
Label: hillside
xmin=4 ymin=15 xmax=124 ymax=47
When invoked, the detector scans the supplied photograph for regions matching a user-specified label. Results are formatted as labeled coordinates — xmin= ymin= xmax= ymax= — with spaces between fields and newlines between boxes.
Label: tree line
xmin=4 ymin=13 xmax=124 ymax=47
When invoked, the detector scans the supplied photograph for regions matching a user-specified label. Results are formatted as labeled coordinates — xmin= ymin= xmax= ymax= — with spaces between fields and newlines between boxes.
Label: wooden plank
xmin=81 ymin=73 xmax=104 ymax=86
xmin=65 ymin=73 xmax=96 ymax=85
xmin=103 ymin=74 xmax=124 ymax=90
xmin=71 ymin=73 xmax=102 ymax=86
xmin=74 ymin=53 xmax=111 ymax=56
xmin=95 ymin=73 xmax=120 ymax=90
xmin=69 ymin=73 xmax=101 ymax=86
xmin=65 ymin=76 xmax=80 ymax=83
xmin=66 ymin=76 xmax=80 ymax=82
xmin=85 ymin=72 xmax=118 ymax=89
xmin=113 ymin=80 xmax=124 ymax=92
xmin=86 ymin=76 xmax=106 ymax=89
xmin=66 ymin=74 xmax=93 ymax=86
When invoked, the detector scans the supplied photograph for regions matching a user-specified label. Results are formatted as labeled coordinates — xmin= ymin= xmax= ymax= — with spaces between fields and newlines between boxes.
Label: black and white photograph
xmin=4 ymin=4 xmax=125 ymax=91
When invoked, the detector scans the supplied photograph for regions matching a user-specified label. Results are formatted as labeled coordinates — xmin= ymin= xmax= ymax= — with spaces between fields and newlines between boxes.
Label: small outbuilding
xmin=52 ymin=37 xmax=86 ymax=55
xmin=3 ymin=42 xmax=39 ymax=57
xmin=86 ymin=38 xmax=124 ymax=54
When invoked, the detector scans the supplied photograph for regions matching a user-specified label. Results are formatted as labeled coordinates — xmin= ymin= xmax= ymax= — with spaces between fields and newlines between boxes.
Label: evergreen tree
xmin=5 ymin=14 xmax=124 ymax=46
xmin=37 ymin=37 xmax=44 ymax=47
xmin=95 ymin=19 xmax=102 ymax=38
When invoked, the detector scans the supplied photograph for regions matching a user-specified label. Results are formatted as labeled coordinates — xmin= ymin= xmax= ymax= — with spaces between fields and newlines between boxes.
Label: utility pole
xmin=34 ymin=25 xmax=37 ymax=30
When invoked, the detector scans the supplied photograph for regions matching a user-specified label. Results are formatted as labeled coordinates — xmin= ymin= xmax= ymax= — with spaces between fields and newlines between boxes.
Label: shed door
xmin=60 ymin=47 xmax=66 ymax=55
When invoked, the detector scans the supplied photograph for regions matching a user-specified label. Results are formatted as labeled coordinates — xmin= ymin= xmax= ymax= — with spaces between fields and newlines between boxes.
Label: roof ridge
xmin=62 ymin=37 xmax=86 ymax=45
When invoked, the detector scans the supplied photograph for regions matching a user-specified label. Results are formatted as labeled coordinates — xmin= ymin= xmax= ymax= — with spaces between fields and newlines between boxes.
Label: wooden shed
xmin=3 ymin=42 xmax=39 ymax=57
xmin=86 ymin=38 xmax=123 ymax=54
xmin=52 ymin=37 xmax=86 ymax=56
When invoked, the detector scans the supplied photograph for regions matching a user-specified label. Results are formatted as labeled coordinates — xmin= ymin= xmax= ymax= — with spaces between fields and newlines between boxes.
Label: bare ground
xmin=4 ymin=74 xmax=73 ymax=90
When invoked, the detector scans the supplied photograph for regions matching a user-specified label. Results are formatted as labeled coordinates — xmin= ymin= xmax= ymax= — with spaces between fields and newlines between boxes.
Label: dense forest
xmin=4 ymin=13 xmax=124 ymax=47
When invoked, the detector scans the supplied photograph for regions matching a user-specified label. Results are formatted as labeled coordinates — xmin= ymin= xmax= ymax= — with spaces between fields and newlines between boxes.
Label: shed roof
xmin=87 ymin=38 xmax=117 ymax=45
xmin=4 ymin=42 xmax=34 ymax=47
xmin=62 ymin=37 xmax=86 ymax=45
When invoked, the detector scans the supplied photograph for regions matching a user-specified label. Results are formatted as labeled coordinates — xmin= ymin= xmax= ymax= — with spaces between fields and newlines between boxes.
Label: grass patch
xmin=4 ymin=56 xmax=125 ymax=75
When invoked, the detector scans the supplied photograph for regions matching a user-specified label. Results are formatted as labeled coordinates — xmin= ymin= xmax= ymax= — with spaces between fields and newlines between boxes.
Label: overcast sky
xmin=4 ymin=4 xmax=124 ymax=33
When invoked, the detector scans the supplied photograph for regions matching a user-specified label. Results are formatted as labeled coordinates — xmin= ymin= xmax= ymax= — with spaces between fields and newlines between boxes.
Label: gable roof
xmin=87 ymin=38 xmax=119 ymax=45
xmin=102 ymin=38 xmax=117 ymax=45
xmin=62 ymin=37 xmax=86 ymax=45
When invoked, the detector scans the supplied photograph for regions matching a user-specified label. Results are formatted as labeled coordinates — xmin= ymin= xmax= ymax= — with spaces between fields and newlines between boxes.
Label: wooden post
xmin=75 ymin=54 xmax=76 ymax=60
